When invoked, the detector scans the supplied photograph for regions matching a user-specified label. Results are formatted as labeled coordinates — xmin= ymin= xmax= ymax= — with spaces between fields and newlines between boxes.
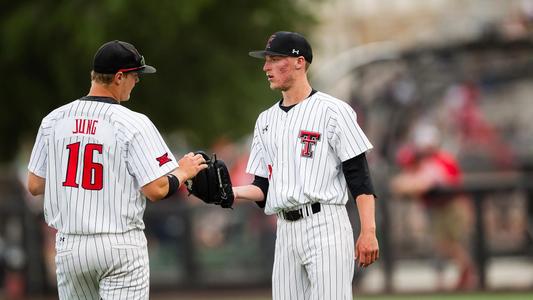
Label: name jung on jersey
xmin=72 ymin=118 xmax=98 ymax=135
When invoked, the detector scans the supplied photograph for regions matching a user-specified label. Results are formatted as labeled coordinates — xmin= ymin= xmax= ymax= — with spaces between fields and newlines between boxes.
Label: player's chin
xmin=268 ymin=82 xmax=282 ymax=91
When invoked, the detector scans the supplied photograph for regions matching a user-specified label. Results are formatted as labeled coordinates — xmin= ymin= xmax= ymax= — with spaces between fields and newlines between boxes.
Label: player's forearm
xmin=355 ymin=194 xmax=376 ymax=233
xmin=142 ymin=176 xmax=169 ymax=202
xmin=143 ymin=168 xmax=191 ymax=202
xmin=233 ymin=185 xmax=264 ymax=202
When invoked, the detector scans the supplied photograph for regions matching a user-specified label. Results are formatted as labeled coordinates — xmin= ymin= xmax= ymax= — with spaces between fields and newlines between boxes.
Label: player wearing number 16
xmin=26 ymin=40 xmax=207 ymax=300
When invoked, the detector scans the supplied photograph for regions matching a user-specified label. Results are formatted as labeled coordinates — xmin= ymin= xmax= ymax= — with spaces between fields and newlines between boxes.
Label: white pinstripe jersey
xmin=246 ymin=91 xmax=373 ymax=215
xmin=28 ymin=97 xmax=178 ymax=234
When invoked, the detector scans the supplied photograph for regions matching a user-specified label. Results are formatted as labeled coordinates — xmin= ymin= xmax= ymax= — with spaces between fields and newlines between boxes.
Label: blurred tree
xmin=0 ymin=0 xmax=318 ymax=164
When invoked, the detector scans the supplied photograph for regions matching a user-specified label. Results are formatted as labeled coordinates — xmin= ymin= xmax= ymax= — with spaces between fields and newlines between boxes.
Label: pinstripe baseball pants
xmin=55 ymin=230 xmax=149 ymax=300
xmin=273 ymin=204 xmax=355 ymax=300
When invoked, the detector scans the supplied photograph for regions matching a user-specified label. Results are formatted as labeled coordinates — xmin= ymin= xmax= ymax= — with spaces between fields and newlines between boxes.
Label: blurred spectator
xmin=390 ymin=123 xmax=477 ymax=291
xmin=441 ymin=82 xmax=516 ymax=169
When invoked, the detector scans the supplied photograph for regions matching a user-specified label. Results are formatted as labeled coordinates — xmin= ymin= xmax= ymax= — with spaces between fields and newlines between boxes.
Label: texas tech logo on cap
xmin=249 ymin=31 xmax=313 ymax=63
xmin=266 ymin=34 xmax=276 ymax=49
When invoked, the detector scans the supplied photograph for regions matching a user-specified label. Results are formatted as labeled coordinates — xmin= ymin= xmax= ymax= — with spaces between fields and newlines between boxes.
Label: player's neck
xmin=88 ymin=82 xmax=121 ymax=102
xmin=281 ymin=81 xmax=312 ymax=107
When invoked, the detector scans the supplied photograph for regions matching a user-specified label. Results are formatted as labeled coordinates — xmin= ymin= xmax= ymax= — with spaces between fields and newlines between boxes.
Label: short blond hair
xmin=91 ymin=70 xmax=115 ymax=85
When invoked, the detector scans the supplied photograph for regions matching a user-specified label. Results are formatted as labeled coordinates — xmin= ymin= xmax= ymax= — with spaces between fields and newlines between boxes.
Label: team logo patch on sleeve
xmin=156 ymin=153 xmax=172 ymax=166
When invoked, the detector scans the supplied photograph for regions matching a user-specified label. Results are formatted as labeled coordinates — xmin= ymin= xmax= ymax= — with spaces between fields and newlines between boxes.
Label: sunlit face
xmin=116 ymin=72 xmax=139 ymax=101
xmin=262 ymin=55 xmax=297 ymax=91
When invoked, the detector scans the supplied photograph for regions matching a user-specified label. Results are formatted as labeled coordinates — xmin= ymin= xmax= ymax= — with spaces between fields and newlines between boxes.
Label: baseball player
xmin=233 ymin=31 xmax=379 ymax=299
xmin=26 ymin=40 xmax=207 ymax=300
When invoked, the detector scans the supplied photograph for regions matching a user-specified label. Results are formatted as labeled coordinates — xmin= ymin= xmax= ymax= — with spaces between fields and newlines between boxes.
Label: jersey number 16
xmin=62 ymin=142 xmax=103 ymax=190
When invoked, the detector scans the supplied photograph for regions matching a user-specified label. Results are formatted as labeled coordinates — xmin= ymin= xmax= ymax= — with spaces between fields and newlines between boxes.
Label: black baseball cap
xmin=249 ymin=31 xmax=313 ymax=63
xmin=93 ymin=40 xmax=156 ymax=74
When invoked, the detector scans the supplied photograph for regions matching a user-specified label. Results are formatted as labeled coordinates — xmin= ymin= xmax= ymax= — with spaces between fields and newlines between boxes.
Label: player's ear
xmin=294 ymin=57 xmax=306 ymax=70
xmin=114 ymin=72 xmax=124 ymax=85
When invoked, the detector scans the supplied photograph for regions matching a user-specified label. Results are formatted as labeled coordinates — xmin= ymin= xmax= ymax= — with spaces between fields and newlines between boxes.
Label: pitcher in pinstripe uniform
xmin=233 ymin=31 xmax=379 ymax=299
xmin=26 ymin=40 xmax=207 ymax=300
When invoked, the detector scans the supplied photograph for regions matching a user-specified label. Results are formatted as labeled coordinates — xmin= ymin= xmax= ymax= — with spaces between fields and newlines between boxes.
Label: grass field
xmin=28 ymin=291 xmax=533 ymax=299
xmin=152 ymin=292 xmax=533 ymax=300
xmin=355 ymin=293 xmax=533 ymax=300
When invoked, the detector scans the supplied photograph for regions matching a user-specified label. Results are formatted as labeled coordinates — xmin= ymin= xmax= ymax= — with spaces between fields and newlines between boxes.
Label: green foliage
xmin=0 ymin=0 xmax=318 ymax=163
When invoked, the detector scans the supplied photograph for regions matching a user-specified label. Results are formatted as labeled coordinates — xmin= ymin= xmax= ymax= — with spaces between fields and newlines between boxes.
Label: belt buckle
xmin=283 ymin=208 xmax=302 ymax=221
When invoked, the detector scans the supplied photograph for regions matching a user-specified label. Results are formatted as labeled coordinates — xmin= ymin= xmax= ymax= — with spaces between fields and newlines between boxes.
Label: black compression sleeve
xmin=342 ymin=153 xmax=376 ymax=199
xmin=164 ymin=174 xmax=180 ymax=199
xmin=252 ymin=175 xmax=269 ymax=208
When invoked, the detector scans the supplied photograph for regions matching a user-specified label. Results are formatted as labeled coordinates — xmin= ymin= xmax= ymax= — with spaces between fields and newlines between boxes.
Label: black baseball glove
xmin=185 ymin=151 xmax=234 ymax=208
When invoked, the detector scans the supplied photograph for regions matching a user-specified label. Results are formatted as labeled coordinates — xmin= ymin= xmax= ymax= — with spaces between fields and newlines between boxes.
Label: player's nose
xmin=262 ymin=61 xmax=270 ymax=72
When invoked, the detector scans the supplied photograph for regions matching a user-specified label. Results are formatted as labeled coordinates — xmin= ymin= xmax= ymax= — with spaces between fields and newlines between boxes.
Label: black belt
xmin=282 ymin=203 xmax=321 ymax=221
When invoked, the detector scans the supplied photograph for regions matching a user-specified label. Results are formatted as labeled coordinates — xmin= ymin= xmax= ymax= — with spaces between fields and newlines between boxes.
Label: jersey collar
xmin=79 ymin=96 xmax=119 ymax=104
xmin=279 ymin=89 xmax=317 ymax=112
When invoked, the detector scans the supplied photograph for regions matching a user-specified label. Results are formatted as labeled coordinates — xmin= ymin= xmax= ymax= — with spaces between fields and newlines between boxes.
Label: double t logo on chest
xmin=299 ymin=130 xmax=321 ymax=158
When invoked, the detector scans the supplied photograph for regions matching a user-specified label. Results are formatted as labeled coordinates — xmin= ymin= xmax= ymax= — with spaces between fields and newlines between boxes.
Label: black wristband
xmin=164 ymin=174 xmax=180 ymax=199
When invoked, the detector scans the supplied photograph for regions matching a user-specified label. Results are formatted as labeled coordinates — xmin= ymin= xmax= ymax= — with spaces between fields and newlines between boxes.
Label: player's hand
xmin=177 ymin=152 xmax=208 ymax=180
xmin=355 ymin=231 xmax=379 ymax=268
